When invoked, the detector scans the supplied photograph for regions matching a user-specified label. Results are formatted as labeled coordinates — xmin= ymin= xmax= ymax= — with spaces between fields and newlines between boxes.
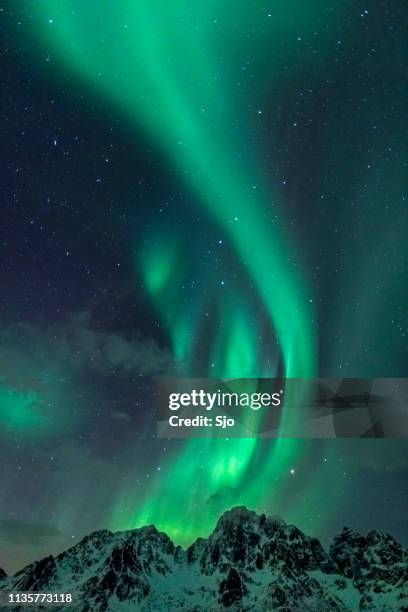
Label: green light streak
xmin=24 ymin=0 xmax=346 ymax=544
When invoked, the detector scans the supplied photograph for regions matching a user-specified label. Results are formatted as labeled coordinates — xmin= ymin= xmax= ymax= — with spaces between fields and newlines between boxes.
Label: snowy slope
xmin=0 ymin=507 xmax=406 ymax=611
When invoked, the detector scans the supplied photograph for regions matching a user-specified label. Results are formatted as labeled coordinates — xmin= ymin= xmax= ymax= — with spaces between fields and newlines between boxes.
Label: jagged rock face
xmin=330 ymin=526 xmax=408 ymax=610
xmin=330 ymin=527 xmax=405 ymax=579
xmin=262 ymin=567 xmax=348 ymax=612
xmin=0 ymin=507 xmax=406 ymax=611
xmin=219 ymin=567 xmax=244 ymax=607
xmin=188 ymin=506 xmax=334 ymax=577
xmin=13 ymin=556 xmax=57 ymax=592
xmin=0 ymin=567 xmax=6 ymax=581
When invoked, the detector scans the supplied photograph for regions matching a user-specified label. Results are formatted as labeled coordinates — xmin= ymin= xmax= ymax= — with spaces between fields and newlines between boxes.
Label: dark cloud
xmin=0 ymin=310 xmax=173 ymax=381
xmin=206 ymin=487 xmax=236 ymax=510
xmin=0 ymin=520 xmax=65 ymax=575
xmin=339 ymin=440 xmax=408 ymax=473
xmin=0 ymin=520 xmax=62 ymax=547
xmin=61 ymin=310 xmax=173 ymax=376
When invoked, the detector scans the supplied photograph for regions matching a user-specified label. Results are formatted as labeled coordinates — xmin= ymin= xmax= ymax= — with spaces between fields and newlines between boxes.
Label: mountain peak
xmin=214 ymin=505 xmax=285 ymax=534
xmin=215 ymin=505 xmax=258 ymax=525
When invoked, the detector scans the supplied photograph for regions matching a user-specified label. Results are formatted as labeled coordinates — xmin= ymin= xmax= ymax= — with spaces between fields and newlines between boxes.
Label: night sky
xmin=1 ymin=1 xmax=407 ymax=575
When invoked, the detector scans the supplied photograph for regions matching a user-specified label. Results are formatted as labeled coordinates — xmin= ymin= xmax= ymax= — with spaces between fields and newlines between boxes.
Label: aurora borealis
xmin=1 ymin=1 xmax=407 ymax=574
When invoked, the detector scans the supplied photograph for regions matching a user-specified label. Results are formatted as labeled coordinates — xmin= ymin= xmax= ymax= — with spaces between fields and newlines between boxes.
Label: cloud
xmin=0 ymin=520 xmax=65 ymax=575
xmin=337 ymin=439 xmax=408 ymax=473
xmin=0 ymin=520 xmax=62 ymax=547
xmin=0 ymin=310 xmax=174 ymax=386
xmin=206 ymin=487 xmax=236 ymax=510
xmin=58 ymin=310 xmax=173 ymax=376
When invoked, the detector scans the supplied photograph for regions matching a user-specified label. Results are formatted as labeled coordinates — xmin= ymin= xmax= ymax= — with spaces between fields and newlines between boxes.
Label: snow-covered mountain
xmin=0 ymin=507 xmax=406 ymax=611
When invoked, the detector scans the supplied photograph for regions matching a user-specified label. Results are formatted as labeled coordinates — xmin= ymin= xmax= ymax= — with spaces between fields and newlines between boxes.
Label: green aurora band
xmin=24 ymin=1 xmax=347 ymax=544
